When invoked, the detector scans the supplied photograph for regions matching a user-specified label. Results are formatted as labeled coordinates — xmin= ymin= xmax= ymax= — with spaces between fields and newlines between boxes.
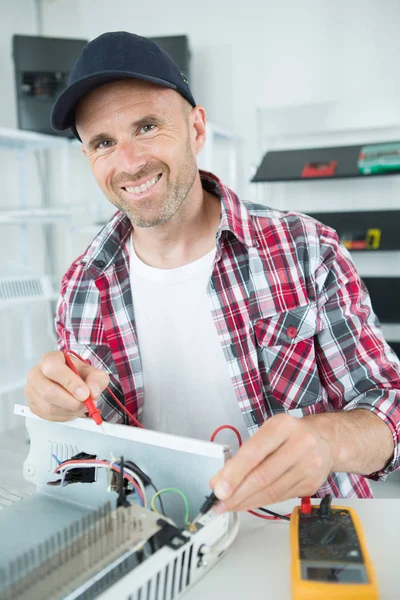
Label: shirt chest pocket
xmin=253 ymin=303 xmax=322 ymax=409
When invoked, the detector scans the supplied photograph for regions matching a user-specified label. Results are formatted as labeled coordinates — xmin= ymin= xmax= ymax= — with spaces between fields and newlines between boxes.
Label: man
xmin=25 ymin=31 xmax=400 ymax=514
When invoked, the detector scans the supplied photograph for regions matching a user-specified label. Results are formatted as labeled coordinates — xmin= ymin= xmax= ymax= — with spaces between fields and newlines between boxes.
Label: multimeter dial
xmin=299 ymin=508 xmax=364 ymax=563
xmin=308 ymin=523 xmax=347 ymax=545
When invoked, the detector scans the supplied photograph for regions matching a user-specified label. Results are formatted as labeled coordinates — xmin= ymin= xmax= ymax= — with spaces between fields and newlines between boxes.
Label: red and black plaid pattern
xmin=55 ymin=171 xmax=400 ymax=498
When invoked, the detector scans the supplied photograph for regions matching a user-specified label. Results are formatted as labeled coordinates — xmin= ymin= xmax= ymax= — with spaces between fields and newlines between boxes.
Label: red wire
xmin=210 ymin=424 xmax=242 ymax=446
xmin=64 ymin=352 xmax=290 ymax=517
xmin=247 ymin=509 xmax=290 ymax=521
xmin=64 ymin=353 xmax=293 ymax=520
xmin=55 ymin=458 xmax=145 ymax=504
xmin=64 ymin=349 xmax=144 ymax=428
xmin=104 ymin=386 xmax=144 ymax=428
xmin=210 ymin=424 xmax=291 ymax=522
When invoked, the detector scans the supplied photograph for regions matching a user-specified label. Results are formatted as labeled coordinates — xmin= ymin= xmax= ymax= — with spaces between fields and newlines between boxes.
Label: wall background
xmin=1 ymin=0 xmax=400 ymax=432
xmin=1 ymin=0 xmax=400 ymax=197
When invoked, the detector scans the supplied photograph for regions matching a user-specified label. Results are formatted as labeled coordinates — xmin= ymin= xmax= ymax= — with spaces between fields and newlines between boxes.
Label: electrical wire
xmin=54 ymin=459 xmax=145 ymax=506
xmin=61 ymin=350 xmax=292 ymax=523
xmin=54 ymin=455 xmax=148 ymax=506
xmin=210 ymin=425 xmax=291 ymax=522
xmin=52 ymin=453 xmax=62 ymax=465
xmin=150 ymin=488 xmax=191 ymax=525
xmin=248 ymin=508 xmax=291 ymax=521
xmin=256 ymin=507 xmax=291 ymax=520
xmin=64 ymin=349 xmax=144 ymax=428
xmin=210 ymin=425 xmax=242 ymax=447
xmin=200 ymin=512 xmax=240 ymax=555
xmin=150 ymin=483 xmax=166 ymax=516
xmin=112 ymin=462 xmax=147 ymax=507
xmin=106 ymin=452 xmax=147 ymax=506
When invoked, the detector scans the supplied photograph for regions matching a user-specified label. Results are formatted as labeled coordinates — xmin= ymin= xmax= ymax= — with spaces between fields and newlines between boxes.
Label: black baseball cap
xmin=51 ymin=31 xmax=196 ymax=141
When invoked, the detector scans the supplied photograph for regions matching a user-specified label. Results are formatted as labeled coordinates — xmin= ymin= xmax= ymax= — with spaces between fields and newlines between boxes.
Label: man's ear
xmin=190 ymin=105 xmax=207 ymax=156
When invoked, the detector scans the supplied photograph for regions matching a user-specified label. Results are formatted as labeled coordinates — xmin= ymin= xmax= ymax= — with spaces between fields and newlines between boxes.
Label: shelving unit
xmin=252 ymin=142 xmax=400 ymax=182
xmin=0 ymin=207 xmax=76 ymax=224
xmin=198 ymin=122 xmax=241 ymax=192
xmin=253 ymin=98 xmax=400 ymax=350
xmin=303 ymin=210 xmax=400 ymax=252
xmin=0 ymin=127 xmax=67 ymax=150
xmin=0 ymin=127 xmax=76 ymax=431
xmin=0 ymin=275 xmax=58 ymax=307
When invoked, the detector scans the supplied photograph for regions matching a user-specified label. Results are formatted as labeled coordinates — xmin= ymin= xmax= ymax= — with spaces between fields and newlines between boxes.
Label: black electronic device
xmin=13 ymin=34 xmax=87 ymax=137
xmin=12 ymin=34 xmax=191 ymax=137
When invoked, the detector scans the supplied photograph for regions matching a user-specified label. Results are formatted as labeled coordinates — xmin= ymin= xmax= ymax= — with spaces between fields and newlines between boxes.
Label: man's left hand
xmin=209 ymin=413 xmax=333 ymax=513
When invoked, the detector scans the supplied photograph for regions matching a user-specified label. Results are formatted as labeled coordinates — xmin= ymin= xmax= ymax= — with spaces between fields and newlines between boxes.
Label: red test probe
xmin=63 ymin=350 xmax=104 ymax=428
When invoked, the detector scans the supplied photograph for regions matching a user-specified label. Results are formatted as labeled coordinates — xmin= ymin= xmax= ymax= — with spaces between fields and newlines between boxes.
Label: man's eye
xmin=97 ymin=140 xmax=113 ymax=149
xmin=139 ymin=124 xmax=156 ymax=134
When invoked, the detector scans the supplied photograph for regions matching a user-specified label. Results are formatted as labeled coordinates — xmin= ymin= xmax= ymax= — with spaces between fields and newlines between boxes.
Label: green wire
xmin=150 ymin=487 xmax=191 ymax=524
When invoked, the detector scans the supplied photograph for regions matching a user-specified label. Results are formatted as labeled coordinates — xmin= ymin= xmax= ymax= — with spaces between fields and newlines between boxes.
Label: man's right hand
xmin=25 ymin=351 xmax=110 ymax=422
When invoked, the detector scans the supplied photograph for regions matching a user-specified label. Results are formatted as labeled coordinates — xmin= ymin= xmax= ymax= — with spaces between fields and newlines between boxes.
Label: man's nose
xmin=116 ymin=140 xmax=146 ymax=173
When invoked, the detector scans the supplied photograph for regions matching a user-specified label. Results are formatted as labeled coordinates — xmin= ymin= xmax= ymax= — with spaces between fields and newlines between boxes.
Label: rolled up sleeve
xmin=314 ymin=227 xmax=400 ymax=480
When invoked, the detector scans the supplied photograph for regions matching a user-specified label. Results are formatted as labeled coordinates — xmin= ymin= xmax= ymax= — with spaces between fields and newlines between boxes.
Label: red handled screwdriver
xmin=63 ymin=350 xmax=106 ymax=432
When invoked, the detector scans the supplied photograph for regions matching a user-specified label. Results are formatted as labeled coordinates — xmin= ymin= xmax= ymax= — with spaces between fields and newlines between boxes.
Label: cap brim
xmin=51 ymin=71 xmax=178 ymax=132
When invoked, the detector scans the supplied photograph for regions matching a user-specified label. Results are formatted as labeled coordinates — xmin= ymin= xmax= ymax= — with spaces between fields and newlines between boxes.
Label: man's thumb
xmin=80 ymin=365 xmax=110 ymax=399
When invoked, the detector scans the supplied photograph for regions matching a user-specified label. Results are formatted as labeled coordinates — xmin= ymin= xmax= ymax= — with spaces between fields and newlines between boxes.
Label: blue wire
xmin=52 ymin=457 xmax=144 ymax=506
xmin=111 ymin=462 xmax=144 ymax=506
xmin=52 ymin=453 xmax=62 ymax=465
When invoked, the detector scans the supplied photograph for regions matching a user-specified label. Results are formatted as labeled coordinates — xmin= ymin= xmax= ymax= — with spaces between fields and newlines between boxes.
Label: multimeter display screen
xmin=305 ymin=565 xmax=367 ymax=583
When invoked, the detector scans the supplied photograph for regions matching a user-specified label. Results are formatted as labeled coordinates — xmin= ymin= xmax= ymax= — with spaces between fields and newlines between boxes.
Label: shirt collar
xmin=199 ymin=170 xmax=255 ymax=248
xmin=83 ymin=170 xmax=255 ymax=277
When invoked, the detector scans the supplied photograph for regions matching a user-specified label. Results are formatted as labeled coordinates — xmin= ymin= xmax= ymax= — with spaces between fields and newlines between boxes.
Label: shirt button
xmin=287 ymin=326 xmax=298 ymax=339
xmin=94 ymin=259 xmax=106 ymax=268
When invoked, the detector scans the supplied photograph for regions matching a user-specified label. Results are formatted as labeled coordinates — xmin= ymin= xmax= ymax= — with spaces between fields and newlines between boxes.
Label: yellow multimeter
xmin=290 ymin=496 xmax=379 ymax=600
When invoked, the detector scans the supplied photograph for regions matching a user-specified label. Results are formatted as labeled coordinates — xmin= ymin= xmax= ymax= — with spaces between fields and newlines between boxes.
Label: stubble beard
xmin=111 ymin=140 xmax=198 ymax=229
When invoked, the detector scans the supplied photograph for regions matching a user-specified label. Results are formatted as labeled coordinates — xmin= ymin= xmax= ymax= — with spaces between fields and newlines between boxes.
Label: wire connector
xmin=116 ymin=456 xmax=130 ymax=508
xmin=300 ymin=496 xmax=312 ymax=514
xmin=59 ymin=452 xmax=96 ymax=486
xmin=192 ymin=492 xmax=219 ymax=524
xmin=318 ymin=493 xmax=332 ymax=519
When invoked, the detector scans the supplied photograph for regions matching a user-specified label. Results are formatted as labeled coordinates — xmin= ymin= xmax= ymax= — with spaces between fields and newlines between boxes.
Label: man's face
xmin=76 ymin=79 xmax=202 ymax=228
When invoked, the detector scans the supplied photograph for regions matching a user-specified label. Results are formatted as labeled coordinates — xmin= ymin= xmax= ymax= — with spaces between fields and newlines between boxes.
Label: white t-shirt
xmin=128 ymin=235 xmax=249 ymax=447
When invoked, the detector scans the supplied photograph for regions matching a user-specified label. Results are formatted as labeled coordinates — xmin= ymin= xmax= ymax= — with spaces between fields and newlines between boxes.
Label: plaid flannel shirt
xmin=56 ymin=171 xmax=400 ymax=498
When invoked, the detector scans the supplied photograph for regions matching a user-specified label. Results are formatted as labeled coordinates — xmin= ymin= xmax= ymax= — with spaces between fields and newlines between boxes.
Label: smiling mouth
xmin=122 ymin=173 xmax=162 ymax=195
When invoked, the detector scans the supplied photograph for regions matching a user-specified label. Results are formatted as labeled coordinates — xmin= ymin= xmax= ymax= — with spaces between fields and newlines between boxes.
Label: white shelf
xmin=0 ymin=129 xmax=74 ymax=423
xmin=0 ymin=207 xmax=75 ymax=224
xmin=0 ymin=127 xmax=70 ymax=150
xmin=0 ymin=275 xmax=58 ymax=307
xmin=199 ymin=122 xmax=241 ymax=191
xmin=207 ymin=122 xmax=239 ymax=142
